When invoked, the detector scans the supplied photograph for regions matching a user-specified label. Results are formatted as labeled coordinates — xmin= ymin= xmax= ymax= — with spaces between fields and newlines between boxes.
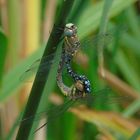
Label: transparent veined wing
xmin=18 ymin=98 xmax=76 ymax=133
xmin=80 ymin=24 xmax=128 ymax=52
xmin=77 ymin=88 xmax=130 ymax=105
xmin=18 ymin=88 xmax=130 ymax=133
xmin=19 ymin=99 xmax=75 ymax=124
xmin=19 ymin=51 xmax=63 ymax=82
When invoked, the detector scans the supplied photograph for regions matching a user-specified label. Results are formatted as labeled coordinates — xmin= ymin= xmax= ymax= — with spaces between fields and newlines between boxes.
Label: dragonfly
xmin=18 ymin=23 xmax=130 ymax=133
xmin=20 ymin=23 xmax=128 ymax=83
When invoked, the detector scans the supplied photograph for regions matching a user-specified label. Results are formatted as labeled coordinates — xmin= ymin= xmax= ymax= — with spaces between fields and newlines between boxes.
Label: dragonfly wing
xmin=78 ymin=88 xmax=130 ymax=105
xmin=33 ymin=99 xmax=76 ymax=133
xmin=18 ymin=98 xmax=76 ymax=127
xmin=20 ymin=51 xmax=62 ymax=82
xmin=80 ymin=24 xmax=128 ymax=52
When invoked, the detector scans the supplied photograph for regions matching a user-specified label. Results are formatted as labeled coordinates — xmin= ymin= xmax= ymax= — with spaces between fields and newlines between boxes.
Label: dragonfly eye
xmin=64 ymin=23 xmax=77 ymax=37
xmin=64 ymin=29 xmax=74 ymax=37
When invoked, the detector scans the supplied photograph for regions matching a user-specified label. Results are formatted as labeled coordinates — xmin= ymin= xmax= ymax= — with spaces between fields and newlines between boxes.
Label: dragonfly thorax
xmin=64 ymin=23 xmax=80 ymax=57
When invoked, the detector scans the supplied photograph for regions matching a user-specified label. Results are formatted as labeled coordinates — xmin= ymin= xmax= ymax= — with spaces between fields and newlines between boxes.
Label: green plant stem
xmin=129 ymin=127 xmax=140 ymax=140
xmin=0 ymin=31 xmax=7 ymax=86
xmin=97 ymin=0 xmax=113 ymax=70
xmin=15 ymin=0 xmax=74 ymax=140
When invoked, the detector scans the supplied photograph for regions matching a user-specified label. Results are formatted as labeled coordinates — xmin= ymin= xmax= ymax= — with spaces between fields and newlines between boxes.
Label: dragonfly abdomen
xmin=56 ymin=50 xmax=72 ymax=96
xmin=65 ymin=59 xmax=91 ymax=94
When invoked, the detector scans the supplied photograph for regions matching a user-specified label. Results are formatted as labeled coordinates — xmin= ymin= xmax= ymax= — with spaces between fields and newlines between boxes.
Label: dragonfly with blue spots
xmin=18 ymin=23 xmax=130 ymax=133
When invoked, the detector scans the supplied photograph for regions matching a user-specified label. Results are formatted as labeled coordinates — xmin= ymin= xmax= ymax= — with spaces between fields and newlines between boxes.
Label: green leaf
xmin=129 ymin=128 xmax=140 ymax=140
xmin=16 ymin=0 xmax=75 ymax=139
xmin=78 ymin=0 xmax=136 ymax=39
xmin=123 ymin=99 xmax=140 ymax=117
xmin=0 ymin=30 xmax=7 ymax=85
xmin=0 ymin=47 xmax=43 ymax=102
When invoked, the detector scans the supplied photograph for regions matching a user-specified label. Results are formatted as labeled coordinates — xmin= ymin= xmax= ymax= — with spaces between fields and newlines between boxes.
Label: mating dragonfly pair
xmin=20 ymin=23 xmax=128 ymax=132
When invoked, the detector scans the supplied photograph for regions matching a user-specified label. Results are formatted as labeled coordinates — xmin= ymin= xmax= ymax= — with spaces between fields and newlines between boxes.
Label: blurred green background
xmin=0 ymin=0 xmax=140 ymax=140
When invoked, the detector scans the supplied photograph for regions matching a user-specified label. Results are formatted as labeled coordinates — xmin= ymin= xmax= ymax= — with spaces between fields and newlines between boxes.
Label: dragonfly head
xmin=64 ymin=23 xmax=77 ymax=37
